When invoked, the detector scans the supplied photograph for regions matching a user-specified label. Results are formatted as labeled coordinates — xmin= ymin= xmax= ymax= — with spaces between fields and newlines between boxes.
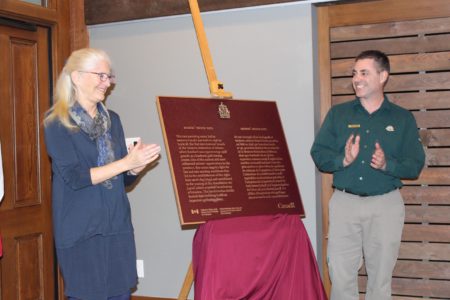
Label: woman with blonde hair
xmin=44 ymin=48 xmax=160 ymax=300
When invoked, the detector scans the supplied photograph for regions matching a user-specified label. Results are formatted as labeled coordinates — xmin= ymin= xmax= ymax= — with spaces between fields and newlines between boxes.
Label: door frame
xmin=0 ymin=1 xmax=73 ymax=299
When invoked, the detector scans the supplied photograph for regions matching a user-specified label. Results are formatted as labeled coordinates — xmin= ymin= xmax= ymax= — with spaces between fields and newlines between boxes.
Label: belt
xmin=334 ymin=187 xmax=370 ymax=197
xmin=334 ymin=187 xmax=397 ymax=197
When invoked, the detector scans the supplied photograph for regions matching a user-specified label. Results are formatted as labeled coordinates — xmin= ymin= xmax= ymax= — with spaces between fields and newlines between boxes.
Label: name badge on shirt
xmin=385 ymin=125 xmax=395 ymax=132
xmin=348 ymin=124 xmax=360 ymax=128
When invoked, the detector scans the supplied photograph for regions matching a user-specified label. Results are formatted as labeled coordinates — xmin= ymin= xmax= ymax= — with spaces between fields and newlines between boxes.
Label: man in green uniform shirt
xmin=311 ymin=50 xmax=425 ymax=300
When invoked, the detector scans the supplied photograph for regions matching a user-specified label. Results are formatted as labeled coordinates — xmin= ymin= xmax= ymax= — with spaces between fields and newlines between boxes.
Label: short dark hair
xmin=355 ymin=50 xmax=390 ymax=74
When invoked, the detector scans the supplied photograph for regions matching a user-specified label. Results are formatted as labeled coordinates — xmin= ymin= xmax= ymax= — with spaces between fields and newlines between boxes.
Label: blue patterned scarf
xmin=69 ymin=102 xmax=116 ymax=189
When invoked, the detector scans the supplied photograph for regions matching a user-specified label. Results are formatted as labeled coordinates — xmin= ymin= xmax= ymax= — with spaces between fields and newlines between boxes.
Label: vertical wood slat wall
xmin=331 ymin=18 xmax=450 ymax=299
xmin=317 ymin=0 xmax=450 ymax=299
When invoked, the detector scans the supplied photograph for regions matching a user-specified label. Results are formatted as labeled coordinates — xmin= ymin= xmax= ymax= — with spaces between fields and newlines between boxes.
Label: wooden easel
xmin=177 ymin=262 xmax=193 ymax=299
xmin=187 ymin=0 xmax=232 ymax=99
xmin=177 ymin=1 xmax=232 ymax=299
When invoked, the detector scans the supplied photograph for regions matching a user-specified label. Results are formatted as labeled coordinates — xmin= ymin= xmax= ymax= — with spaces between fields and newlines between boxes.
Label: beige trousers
xmin=327 ymin=189 xmax=404 ymax=300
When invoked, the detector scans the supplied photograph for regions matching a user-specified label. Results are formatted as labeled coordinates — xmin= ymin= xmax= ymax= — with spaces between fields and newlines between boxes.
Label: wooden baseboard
xmin=131 ymin=296 xmax=177 ymax=300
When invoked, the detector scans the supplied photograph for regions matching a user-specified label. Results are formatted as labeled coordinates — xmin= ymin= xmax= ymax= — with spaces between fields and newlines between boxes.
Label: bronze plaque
xmin=157 ymin=96 xmax=304 ymax=225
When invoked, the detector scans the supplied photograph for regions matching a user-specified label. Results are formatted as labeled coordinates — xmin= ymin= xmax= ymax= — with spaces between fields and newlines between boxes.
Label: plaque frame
xmin=157 ymin=96 xmax=305 ymax=225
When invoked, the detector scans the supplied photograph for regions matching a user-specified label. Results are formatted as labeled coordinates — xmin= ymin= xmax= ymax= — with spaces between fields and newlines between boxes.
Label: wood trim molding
xmin=316 ymin=5 xmax=332 ymax=298
xmin=327 ymin=0 xmax=450 ymax=27
xmin=132 ymin=296 xmax=179 ymax=300
xmin=70 ymin=0 xmax=89 ymax=50
xmin=85 ymin=0 xmax=304 ymax=25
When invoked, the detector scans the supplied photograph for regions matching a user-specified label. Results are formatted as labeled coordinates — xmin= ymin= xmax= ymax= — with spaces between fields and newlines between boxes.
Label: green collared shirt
xmin=310 ymin=96 xmax=425 ymax=196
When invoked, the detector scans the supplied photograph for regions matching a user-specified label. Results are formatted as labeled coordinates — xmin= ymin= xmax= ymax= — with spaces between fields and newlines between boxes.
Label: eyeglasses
xmin=79 ymin=71 xmax=116 ymax=83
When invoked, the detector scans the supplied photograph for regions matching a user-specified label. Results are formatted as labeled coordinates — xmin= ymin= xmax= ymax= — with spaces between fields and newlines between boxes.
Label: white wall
xmin=89 ymin=3 xmax=319 ymax=297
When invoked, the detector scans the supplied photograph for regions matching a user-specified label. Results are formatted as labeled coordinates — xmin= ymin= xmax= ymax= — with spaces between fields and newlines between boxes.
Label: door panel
xmin=0 ymin=23 xmax=54 ymax=300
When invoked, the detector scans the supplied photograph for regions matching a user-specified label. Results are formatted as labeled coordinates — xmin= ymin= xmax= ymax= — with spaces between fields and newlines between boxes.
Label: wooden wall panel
xmin=401 ymin=186 xmax=450 ymax=204
xmin=332 ymin=52 xmax=450 ymax=76
xmin=425 ymin=148 xmax=450 ymax=165
xmin=332 ymin=72 xmax=450 ymax=94
xmin=403 ymin=168 xmax=450 ymax=185
xmin=16 ymin=234 xmax=44 ymax=299
xmin=334 ymin=91 xmax=450 ymax=110
xmin=402 ymin=224 xmax=450 ymax=243
xmin=11 ymin=39 xmax=40 ymax=207
xmin=330 ymin=17 xmax=450 ymax=42
xmin=358 ymin=276 xmax=450 ymax=298
xmin=405 ymin=205 xmax=450 ymax=223
xmin=331 ymin=34 xmax=450 ymax=58
xmin=419 ymin=129 xmax=450 ymax=147
xmin=399 ymin=242 xmax=450 ymax=261
xmin=413 ymin=111 xmax=450 ymax=128
xmin=318 ymin=0 xmax=450 ymax=298
xmin=360 ymin=260 xmax=450 ymax=280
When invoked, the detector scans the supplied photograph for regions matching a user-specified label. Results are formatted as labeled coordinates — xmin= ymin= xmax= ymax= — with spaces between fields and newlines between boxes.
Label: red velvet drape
xmin=193 ymin=214 xmax=327 ymax=300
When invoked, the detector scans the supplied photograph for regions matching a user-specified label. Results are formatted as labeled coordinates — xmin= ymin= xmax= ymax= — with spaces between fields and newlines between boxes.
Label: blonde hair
xmin=44 ymin=48 xmax=112 ymax=128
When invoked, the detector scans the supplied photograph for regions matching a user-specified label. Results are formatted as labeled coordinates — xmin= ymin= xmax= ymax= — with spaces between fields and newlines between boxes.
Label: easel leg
xmin=178 ymin=262 xmax=193 ymax=300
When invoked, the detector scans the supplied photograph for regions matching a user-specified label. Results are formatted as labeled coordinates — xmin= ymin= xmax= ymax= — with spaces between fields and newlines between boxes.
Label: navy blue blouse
xmin=44 ymin=110 xmax=138 ymax=249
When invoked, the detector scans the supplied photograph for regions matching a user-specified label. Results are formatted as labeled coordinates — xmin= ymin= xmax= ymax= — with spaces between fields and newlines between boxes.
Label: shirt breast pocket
xmin=379 ymin=124 xmax=401 ymax=156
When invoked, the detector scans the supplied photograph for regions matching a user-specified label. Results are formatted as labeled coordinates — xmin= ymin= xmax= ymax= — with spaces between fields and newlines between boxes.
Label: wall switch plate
xmin=136 ymin=259 xmax=145 ymax=278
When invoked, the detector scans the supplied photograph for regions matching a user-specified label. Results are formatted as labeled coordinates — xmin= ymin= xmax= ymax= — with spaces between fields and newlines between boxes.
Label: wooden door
xmin=0 ymin=21 xmax=55 ymax=299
